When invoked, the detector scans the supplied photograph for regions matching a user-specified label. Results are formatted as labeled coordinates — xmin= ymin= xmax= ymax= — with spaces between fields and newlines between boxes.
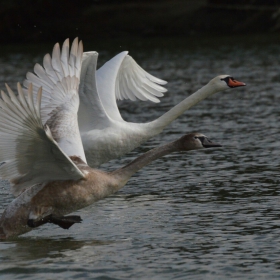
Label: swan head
xmin=208 ymin=75 xmax=246 ymax=91
xmin=177 ymin=132 xmax=222 ymax=151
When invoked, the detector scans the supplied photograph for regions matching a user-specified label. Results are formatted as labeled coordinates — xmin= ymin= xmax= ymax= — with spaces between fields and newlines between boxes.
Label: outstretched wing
xmin=78 ymin=52 xmax=114 ymax=132
xmin=79 ymin=51 xmax=168 ymax=129
xmin=0 ymin=84 xmax=85 ymax=197
xmin=96 ymin=51 xmax=167 ymax=106
xmin=23 ymin=38 xmax=86 ymax=163
xmin=115 ymin=53 xmax=167 ymax=102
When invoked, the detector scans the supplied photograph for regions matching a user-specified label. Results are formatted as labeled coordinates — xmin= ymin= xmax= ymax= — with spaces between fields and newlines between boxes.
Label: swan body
xmin=24 ymin=39 xmax=246 ymax=168
xmin=0 ymin=39 xmax=223 ymax=239
xmin=0 ymin=84 xmax=221 ymax=239
xmin=79 ymin=59 xmax=245 ymax=166
xmin=0 ymin=129 xmax=220 ymax=239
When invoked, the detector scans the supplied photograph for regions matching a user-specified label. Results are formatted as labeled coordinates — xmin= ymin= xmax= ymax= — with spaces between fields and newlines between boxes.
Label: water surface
xmin=0 ymin=34 xmax=280 ymax=279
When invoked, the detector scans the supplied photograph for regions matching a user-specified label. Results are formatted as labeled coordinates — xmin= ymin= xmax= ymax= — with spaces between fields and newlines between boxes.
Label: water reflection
xmin=0 ymin=237 xmax=116 ymax=262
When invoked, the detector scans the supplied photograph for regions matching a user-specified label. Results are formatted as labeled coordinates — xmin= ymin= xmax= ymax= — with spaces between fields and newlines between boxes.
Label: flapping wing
xmin=0 ymin=84 xmax=85 ymax=197
xmin=23 ymin=38 xmax=86 ymax=163
xmin=79 ymin=51 xmax=168 ymax=129
xmin=78 ymin=52 xmax=115 ymax=132
xmin=96 ymin=51 xmax=167 ymax=104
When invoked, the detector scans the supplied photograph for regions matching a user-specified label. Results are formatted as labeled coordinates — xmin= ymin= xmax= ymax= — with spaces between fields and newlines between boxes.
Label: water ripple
xmin=0 ymin=35 xmax=280 ymax=279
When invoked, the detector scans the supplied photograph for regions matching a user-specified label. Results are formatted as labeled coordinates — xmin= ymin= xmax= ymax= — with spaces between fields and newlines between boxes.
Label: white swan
xmin=24 ymin=39 xmax=245 ymax=168
xmin=0 ymin=45 xmax=222 ymax=239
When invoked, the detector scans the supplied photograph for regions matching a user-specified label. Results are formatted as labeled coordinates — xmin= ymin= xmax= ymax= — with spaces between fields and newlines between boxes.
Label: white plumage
xmin=25 ymin=39 xmax=245 ymax=168
xmin=78 ymin=52 xmax=245 ymax=167
xmin=0 ymin=38 xmax=246 ymax=239
xmin=0 ymin=83 xmax=85 ymax=196
xmin=24 ymin=38 xmax=86 ymax=163
xmin=0 ymin=81 xmax=222 ymax=239
xmin=96 ymin=51 xmax=167 ymax=104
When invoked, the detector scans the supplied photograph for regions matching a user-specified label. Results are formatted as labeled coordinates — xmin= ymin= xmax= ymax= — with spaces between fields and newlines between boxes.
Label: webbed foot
xmin=49 ymin=215 xmax=83 ymax=229
xmin=27 ymin=215 xmax=82 ymax=230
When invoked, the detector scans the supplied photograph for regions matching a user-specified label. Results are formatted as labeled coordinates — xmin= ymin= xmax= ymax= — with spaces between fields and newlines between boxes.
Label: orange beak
xmin=228 ymin=78 xmax=246 ymax=88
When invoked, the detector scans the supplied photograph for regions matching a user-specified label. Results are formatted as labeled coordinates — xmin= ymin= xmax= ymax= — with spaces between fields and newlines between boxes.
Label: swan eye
xmin=221 ymin=76 xmax=245 ymax=88
xmin=194 ymin=136 xmax=205 ymax=142
xmin=195 ymin=136 xmax=207 ymax=144
xmin=221 ymin=76 xmax=233 ymax=87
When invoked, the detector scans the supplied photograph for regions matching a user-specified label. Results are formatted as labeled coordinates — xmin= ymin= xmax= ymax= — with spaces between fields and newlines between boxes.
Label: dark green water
xmin=0 ymin=34 xmax=280 ymax=279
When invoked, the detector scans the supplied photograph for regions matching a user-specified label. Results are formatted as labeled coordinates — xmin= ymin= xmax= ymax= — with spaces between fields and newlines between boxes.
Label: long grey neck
xmin=147 ymin=83 xmax=218 ymax=132
xmin=111 ymin=140 xmax=181 ymax=186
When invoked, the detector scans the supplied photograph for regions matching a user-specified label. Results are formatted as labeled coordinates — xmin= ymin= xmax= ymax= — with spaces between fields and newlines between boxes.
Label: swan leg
xmin=27 ymin=215 xmax=52 ymax=228
xmin=49 ymin=215 xmax=83 ymax=229
xmin=28 ymin=215 xmax=82 ymax=230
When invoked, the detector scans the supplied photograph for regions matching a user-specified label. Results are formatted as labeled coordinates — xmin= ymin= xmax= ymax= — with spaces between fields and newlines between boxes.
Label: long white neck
xmin=147 ymin=83 xmax=220 ymax=132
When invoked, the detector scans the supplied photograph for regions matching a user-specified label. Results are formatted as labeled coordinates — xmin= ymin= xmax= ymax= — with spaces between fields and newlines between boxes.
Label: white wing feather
xmin=96 ymin=51 xmax=167 ymax=105
xmin=23 ymin=38 xmax=86 ymax=163
xmin=0 ymin=84 xmax=85 ymax=197
xmin=80 ymin=51 xmax=168 ymax=127
xmin=78 ymin=52 xmax=114 ymax=132
xmin=115 ymin=54 xmax=167 ymax=103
